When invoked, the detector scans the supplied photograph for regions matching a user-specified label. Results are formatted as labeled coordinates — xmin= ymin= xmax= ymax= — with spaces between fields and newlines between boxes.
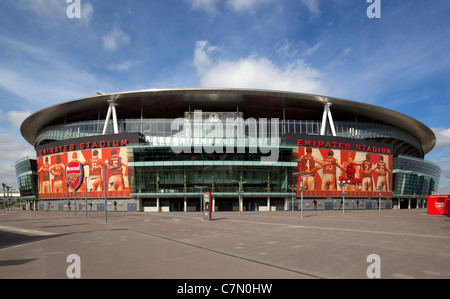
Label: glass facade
xmin=393 ymin=155 xmax=440 ymax=198
xmin=131 ymin=146 xmax=294 ymax=195
xmin=35 ymin=119 xmax=423 ymax=157
xmin=15 ymin=156 xmax=38 ymax=198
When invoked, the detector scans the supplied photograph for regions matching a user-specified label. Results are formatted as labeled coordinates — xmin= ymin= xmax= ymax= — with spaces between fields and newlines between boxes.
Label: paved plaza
xmin=0 ymin=208 xmax=449 ymax=279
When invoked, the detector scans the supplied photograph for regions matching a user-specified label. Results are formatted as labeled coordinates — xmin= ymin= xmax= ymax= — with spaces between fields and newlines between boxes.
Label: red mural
xmin=293 ymin=147 xmax=393 ymax=198
xmin=37 ymin=147 xmax=129 ymax=199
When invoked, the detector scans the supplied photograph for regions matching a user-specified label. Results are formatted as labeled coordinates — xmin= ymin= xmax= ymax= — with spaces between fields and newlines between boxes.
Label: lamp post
xmin=288 ymin=184 xmax=298 ymax=212
xmin=293 ymin=172 xmax=311 ymax=219
xmin=377 ymin=185 xmax=383 ymax=211
xmin=6 ymin=185 xmax=11 ymax=212
xmin=74 ymin=189 xmax=77 ymax=216
xmin=9 ymin=188 xmax=15 ymax=210
xmin=103 ymin=165 xmax=108 ymax=224
xmin=66 ymin=182 xmax=70 ymax=213
xmin=84 ymin=177 xmax=89 ymax=218
xmin=232 ymin=180 xmax=246 ymax=215
xmin=338 ymin=180 xmax=350 ymax=214
xmin=2 ymin=183 xmax=6 ymax=213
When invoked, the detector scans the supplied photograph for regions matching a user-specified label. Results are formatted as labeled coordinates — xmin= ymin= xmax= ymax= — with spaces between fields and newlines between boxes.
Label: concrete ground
xmin=0 ymin=208 xmax=449 ymax=279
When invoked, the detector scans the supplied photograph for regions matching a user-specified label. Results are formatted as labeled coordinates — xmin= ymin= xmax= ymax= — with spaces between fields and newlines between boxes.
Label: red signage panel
xmin=427 ymin=195 xmax=450 ymax=215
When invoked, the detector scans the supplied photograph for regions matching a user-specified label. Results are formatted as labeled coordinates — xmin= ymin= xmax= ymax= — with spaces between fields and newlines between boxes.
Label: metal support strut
xmin=102 ymin=98 xmax=119 ymax=135
xmin=320 ymin=102 xmax=336 ymax=136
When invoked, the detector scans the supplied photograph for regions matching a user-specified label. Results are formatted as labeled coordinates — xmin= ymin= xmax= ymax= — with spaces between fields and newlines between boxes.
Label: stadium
xmin=16 ymin=89 xmax=440 ymax=213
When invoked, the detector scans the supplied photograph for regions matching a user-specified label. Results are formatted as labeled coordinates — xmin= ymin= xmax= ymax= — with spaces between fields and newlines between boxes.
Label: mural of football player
xmin=50 ymin=155 xmax=65 ymax=193
xmin=38 ymin=157 xmax=51 ymax=194
xmin=104 ymin=148 xmax=128 ymax=191
xmin=356 ymin=153 xmax=376 ymax=192
xmin=374 ymin=155 xmax=392 ymax=191
xmin=86 ymin=150 xmax=104 ymax=191
xmin=321 ymin=150 xmax=344 ymax=191
xmin=298 ymin=148 xmax=323 ymax=190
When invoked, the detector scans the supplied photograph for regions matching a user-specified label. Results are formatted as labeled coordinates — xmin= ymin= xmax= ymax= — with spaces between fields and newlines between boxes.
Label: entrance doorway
xmin=216 ymin=198 xmax=238 ymax=211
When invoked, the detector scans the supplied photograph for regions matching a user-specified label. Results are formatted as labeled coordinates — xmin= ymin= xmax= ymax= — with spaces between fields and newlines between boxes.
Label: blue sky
xmin=1 ymin=0 xmax=450 ymax=192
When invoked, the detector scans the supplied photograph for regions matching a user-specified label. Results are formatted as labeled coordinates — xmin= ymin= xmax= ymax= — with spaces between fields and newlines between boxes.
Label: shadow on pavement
xmin=0 ymin=231 xmax=60 ymax=250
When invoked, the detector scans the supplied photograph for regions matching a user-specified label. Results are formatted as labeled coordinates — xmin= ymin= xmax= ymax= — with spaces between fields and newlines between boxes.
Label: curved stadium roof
xmin=21 ymin=88 xmax=436 ymax=154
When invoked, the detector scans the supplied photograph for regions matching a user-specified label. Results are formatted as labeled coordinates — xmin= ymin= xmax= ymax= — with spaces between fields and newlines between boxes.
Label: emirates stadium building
xmin=17 ymin=89 xmax=440 ymax=212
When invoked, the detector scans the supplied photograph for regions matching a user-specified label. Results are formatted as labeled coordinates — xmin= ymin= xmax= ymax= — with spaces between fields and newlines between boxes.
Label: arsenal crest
xmin=65 ymin=162 xmax=84 ymax=191
xmin=435 ymin=200 xmax=445 ymax=211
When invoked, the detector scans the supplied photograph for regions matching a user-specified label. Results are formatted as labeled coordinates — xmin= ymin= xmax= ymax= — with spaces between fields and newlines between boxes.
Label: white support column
xmin=320 ymin=105 xmax=328 ymax=135
xmin=327 ymin=103 xmax=337 ymax=136
xmin=112 ymin=102 xmax=119 ymax=134
xmin=102 ymin=104 xmax=112 ymax=134
xmin=320 ymin=103 xmax=337 ymax=136
xmin=102 ymin=99 xmax=119 ymax=135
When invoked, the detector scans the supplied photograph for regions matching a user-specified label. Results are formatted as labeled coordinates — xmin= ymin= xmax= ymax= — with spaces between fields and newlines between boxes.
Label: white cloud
xmin=193 ymin=40 xmax=327 ymax=94
xmin=7 ymin=110 xmax=31 ymax=132
xmin=275 ymin=39 xmax=299 ymax=57
xmin=193 ymin=40 xmax=220 ymax=74
xmin=102 ymin=26 xmax=131 ymax=52
xmin=0 ymin=134 xmax=34 ymax=161
xmin=81 ymin=2 xmax=94 ymax=21
xmin=188 ymin=0 xmax=220 ymax=16
xmin=428 ymin=127 xmax=450 ymax=194
xmin=0 ymin=134 xmax=35 ymax=189
xmin=107 ymin=60 xmax=140 ymax=72
xmin=300 ymin=0 xmax=321 ymax=19
xmin=432 ymin=127 xmax=450 ymax=150
xmin=188 ymin=0 xmax=274 ymax=15
xmin=17 ymin=0 xmax=66 ymax=17
xmin=0 ymin=110 xmax=34 ymax=188
xmin=226 ymin=0 xmax=273 ymax=13
xmin=0 ymin=37 xmax=107 ymax=108
xmin=302 ymin=41 xmax=323 ymax=57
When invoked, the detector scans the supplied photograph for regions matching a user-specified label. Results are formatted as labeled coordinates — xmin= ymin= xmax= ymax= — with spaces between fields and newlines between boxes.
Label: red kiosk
xmin=427 ymin=195 xmax=450 ymax=215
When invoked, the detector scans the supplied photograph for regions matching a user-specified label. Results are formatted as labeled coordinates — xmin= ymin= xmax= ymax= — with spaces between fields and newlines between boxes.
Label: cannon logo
xmin=65 ymin=162 xmax=84 ymax=191
xmin=435 ymin=200 xmax=445 ymax=211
